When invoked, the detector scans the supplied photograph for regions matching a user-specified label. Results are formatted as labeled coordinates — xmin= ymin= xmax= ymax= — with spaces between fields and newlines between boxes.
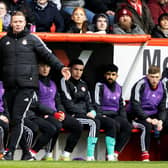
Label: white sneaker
xmin=114 ymin=153 xmax=119 ymax=161
xmin=142 ymin=159 xmax=150 ymax=162
xmin=107 ymin=154 xmax=115 ymax=161
xmin=86 ymin=156 xmax=95 ymax=161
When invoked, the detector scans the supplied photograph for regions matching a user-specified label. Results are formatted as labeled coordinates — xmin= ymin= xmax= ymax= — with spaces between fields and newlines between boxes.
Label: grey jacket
xmin=113 ymin=23 xmax=145 ymax=34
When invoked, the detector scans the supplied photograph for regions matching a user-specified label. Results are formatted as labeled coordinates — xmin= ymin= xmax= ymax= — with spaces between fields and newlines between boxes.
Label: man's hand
xmin=0 ymin=115 xmax=9 ymax=123
xmin=146 ymin=117 xmax=152 ymax=123
xmin=151 ymin=118 xmax=159 ymax=125
xmin=61 ymin=67 xmax=71 ymax=80
xmin=106 ymin=10 xmax=115 ymax=16
xmin=157 ymin=120 xmax=163 ymax=131
xmin=86 ymin=112 xmax=95 ymax=119
xmin=54 ymin=111 xmax=66 ymax=121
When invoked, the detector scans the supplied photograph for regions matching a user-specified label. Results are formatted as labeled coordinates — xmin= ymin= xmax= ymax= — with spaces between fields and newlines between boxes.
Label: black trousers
xmin=5 ymin=88 xmax=37 ymax=152
xmin=0 ymin=120 xmax=9 ymax=153
xmin=27 ymin=116 xmax=57 ymax=152
xmin=62 ymin=115 xmax=83 ymax=152
xmin=132 ymin=119 xmax=152 ymax=152
xmin=96 ymin=115 xmax=116 ymax=138
xmin=44 ymin=115 xmax=83 ymax=153
xmin=113 ymin=116 xmax=132 ymax=152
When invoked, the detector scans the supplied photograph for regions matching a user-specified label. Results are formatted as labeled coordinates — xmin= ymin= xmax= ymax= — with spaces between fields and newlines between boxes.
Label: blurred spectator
xmin=85 ymin=13 xmax=112 ymax=34
xmin=50 ymin=0 xmax=61 ymax=10
xmin=5 ymin=0 xmax=35 ymax=27
xmin=151 ymin=13 xmax=168 ymax=38
xmin=0 ymin=1 xmax=11 ymax=31
xmin=85 ymin=0 xmax=118 ymax=25
xmin=31 ymin=0 xmax=64 ymax=32
xmin=66 ymin=7 xmax=87 ymax=33
xmin=148 ymin=0 xmax=168 ymax=25
xmin=113 ymin=8 xmax=145 ymax=34
xmin=28 ymin=0 xmax=62 ymax=10
xmin=117 ymin=0 xmax=154 ymax=34
xmin=62 ymin=0 xmax=95 ymax=23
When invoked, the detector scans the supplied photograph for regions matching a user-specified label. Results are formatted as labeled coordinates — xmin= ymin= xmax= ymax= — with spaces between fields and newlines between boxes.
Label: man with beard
xmin=113 ymin=7 xmax=145 ymax=34
xmin=94 ymin=64 xmax=132 ymax=161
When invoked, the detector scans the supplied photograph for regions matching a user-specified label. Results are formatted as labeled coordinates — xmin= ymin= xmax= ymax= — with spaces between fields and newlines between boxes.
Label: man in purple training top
xmin=127 ymin=65 xmax=167 ymax=161
xmin=94 ymin=64 xmax=132 ymax=161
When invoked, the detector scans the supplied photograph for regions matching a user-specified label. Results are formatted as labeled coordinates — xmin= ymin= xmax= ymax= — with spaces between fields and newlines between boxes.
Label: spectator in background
xmin=126 ymin=66 xmax=167 ymax=161
xmin=85 ymin=0 xmax=118 ymax=26
xmin=151 ymin=13 xmax=168 ymax=38
xmin=113 ymin=8 xmax=145 ymax=34
xmin=148 ymin=0 xmax=168 ymax=25
xmin=0 ymin=81 xmax=9 ymax=160
xmin=94 ymin=64 xmax=132 ymax=161
xmin=85 ymin=13 xmax=112 ymax=34
xmin=5 ymin=0 xmax=35 ymax=29
xmin=0 ymin=1 xmax=11 ymax=32
xmin=66 ymin=7 xmax=87 ymax=33
xmin=117 ymin=0 xmax=154 ymax=34
xmin=62 ymin=0 xmax=95 ymax=24
xmin=31 ymin=0 xmax=64 ymax=32
xmin=50 ymin=0 xmax=61 ymax=10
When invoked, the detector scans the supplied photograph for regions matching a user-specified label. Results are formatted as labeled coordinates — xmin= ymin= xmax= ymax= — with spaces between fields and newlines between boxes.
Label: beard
xmin=119 ymin=20 xmax=132 ymax=32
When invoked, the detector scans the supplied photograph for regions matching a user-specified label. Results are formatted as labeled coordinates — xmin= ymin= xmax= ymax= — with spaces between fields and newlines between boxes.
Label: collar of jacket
xmin=7 ymin=27 xmax=30 ymax=39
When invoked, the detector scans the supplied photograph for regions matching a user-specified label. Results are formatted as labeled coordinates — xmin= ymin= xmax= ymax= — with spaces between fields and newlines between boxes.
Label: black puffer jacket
xmin=0 ymin=28 xmax=64 ymax=89
xmin=60 ymin=77 xmax=95 ymax=116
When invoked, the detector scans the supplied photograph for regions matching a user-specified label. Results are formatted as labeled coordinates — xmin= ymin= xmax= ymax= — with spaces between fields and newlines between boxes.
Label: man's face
xmin=96 ymin=16 xmax=108 ymax=31
xmin=39 ymin=64 xmax=51 ymax=77
xmin=119 ymin=15 xmax=132 ymax=28
xmin=147 ymin=73 xmax=161 ymax=89
xmin=160 ymin=18 xmax=168 ymax=30
xmin=104 ymin=71 xmax=118 ymax=84
xmin=10 ymin=15 xmax=26 ymax=33
xmin=71 ymin=64 xmax=84 ymax=80
xmin=37 ymin=0 xmax=48 ymax=5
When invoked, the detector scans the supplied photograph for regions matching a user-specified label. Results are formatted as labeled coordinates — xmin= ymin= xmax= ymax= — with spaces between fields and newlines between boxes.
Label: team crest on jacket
xmin=6 ymin=41 xmax=10 ymax=45
xmin=81 ymin=86 xmax=86 ymax=92
xmin=22 ymin=39 xmax=27 ymax=45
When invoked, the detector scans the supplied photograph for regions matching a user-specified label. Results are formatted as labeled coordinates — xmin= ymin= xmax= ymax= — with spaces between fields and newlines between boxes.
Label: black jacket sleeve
xmin=130 ymin=80 xmax=149 ymax=120
xmin=32 ymin=34 xmax=64 ymax=71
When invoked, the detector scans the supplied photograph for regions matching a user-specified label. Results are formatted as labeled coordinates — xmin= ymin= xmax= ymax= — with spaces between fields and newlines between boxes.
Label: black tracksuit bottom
xmin=5 ymin=88 xmax=37 ymax=152
xmin=45 ymin=114 xmax=83 ymax=153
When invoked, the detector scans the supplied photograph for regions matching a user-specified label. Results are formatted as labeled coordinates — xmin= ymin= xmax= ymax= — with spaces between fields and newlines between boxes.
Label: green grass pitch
xmin=0 ymin=161 xmax=168 ymax=168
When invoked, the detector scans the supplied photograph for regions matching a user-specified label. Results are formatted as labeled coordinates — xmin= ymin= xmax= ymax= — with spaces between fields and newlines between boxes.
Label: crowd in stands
xmin=1 ymin=0 xmax=168 ymax=163
xmin=0 ymin=0 xmax=168 ymax=37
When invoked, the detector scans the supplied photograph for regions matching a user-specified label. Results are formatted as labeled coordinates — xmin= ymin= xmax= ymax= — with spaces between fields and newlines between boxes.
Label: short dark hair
xmin=103 ymin=64 xmax=118 ymax=74
xmin=148 ymin=65 xmax=160 ymax=74
xmin=69 ymin=59 xmax=84 ymax=67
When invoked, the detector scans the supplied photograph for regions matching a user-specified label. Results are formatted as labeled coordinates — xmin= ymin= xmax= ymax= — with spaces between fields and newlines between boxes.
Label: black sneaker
xmin=3 ymin=151 xmax=14 ymax=160
xmin=21 ymin=152 xmax=35 ymax=161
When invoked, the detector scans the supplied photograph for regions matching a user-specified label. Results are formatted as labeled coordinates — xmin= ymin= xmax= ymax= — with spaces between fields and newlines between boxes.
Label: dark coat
xmin=0 ymin=28 xmax=64 ymax=89
xmin=31 ymin=1 xmax=64 ymax=32
xmin=151 ymin=25 xmax=168 ymax=38
xmin=5 ymin=0 xmax=35 ymax=25
xmin=60 ymin=77 xmax=95 ymax=116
